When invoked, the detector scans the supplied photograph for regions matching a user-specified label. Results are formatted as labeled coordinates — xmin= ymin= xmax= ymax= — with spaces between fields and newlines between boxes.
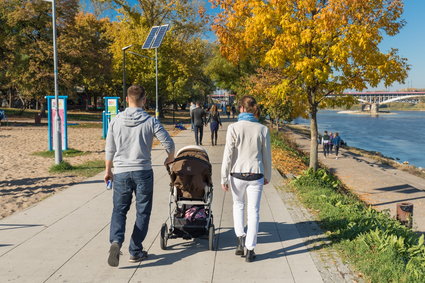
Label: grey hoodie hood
xmin=119 ymin=107 xmax=150 ymax=127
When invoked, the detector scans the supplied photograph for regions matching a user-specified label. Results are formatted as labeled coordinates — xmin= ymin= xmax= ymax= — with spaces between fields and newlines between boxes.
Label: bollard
xmin=396 ymin=202 xmax=413 ymax=228
xmin=34 ymin=113 xmax=41 ymax=124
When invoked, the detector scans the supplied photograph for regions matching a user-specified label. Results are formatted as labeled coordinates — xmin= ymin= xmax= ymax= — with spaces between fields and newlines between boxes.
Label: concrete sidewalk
xmin=1 ymin=122 xmax=323 ymax=283
xmin=284 ymin=126 xmax=425 ymax=233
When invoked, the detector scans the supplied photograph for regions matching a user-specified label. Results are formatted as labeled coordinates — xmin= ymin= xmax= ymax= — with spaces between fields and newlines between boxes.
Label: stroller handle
xmin=165 ymin=160 xmax=174 ymax=175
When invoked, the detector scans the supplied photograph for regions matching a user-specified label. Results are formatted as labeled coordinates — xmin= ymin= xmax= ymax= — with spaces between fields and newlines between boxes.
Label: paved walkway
xmin=284 ymin=127 xmax=425 ymax=233
xmin=0 ymin=122 xmax=323 ymax=283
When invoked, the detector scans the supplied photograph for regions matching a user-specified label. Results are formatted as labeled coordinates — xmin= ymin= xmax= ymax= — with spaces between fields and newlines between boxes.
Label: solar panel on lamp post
xmin=43 ymin=0 xmax=62 ymax=164
xmin=142 ymin=24 xmax=169 ymax=119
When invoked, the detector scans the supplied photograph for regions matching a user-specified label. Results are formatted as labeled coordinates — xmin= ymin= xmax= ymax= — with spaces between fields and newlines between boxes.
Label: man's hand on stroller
xmin=221 ymin=184 xmax=229 ymax=192
xmin=164 ymin=153 xmax=175 ymax=166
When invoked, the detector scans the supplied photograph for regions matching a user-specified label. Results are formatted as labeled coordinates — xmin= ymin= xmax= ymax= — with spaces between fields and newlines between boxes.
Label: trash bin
xmin=396 ymin=202 xmax=413 ymax=228
xmin=34 ymin=113 xmax=41 ymax=124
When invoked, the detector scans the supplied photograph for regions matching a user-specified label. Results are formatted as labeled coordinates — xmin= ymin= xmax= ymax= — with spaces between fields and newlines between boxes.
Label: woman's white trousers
xmin=230 ymin=176 xmax=264 ymax=250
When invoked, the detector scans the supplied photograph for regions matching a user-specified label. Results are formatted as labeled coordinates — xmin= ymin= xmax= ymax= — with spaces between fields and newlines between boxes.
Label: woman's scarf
xmin=238 ymin=112 xmax=258 ymax=122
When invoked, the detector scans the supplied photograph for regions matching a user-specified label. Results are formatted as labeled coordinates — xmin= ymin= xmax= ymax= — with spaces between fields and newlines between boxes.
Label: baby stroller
xmin=161 ymin=145 xmax=215 ymax=250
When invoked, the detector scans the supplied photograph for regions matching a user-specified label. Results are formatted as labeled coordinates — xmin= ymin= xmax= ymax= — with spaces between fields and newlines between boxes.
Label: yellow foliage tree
xmin=212 ymin=0 xmax=409 ymax=170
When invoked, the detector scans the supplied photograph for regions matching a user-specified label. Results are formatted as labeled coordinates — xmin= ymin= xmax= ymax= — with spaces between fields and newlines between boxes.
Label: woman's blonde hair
xmin=210 ymin=104 xmax=218 ymax=113
xmin=238 ymin=96 xmax=260 ymax=118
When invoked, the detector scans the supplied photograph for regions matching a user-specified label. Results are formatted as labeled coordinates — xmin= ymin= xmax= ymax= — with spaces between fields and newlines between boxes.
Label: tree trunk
xmin=158 ymin=96 xmax=165 ymax=118
xmin=85 ymin=92 xmax=90 ymax=111
xmin=309 ymin=105 xmax=319 ymax=171
xmin=8 ymin=88 xmax=12 ymax=108
xmin=39 ymin=102 xmax=46 ymax=117
xmin=93 ymin=94 xmax=96 ymax=111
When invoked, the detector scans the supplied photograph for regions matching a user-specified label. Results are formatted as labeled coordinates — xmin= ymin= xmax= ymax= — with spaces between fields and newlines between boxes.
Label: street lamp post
xmin=121 ymin=46 xmax=154 ymax=108
xmin=45 ymin=0 xmax=62 ymax=164
xmin=155 ymin=48 xmax=159 ymax=119
xmin=122 ymin=44 xmax=133 ymax=108
xmin=142 ymin=24 xmax=169 ymax=120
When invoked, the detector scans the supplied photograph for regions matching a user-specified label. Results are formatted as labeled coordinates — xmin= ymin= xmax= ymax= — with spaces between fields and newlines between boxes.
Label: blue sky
xmin=376 ymin=1 xmax=425 ymax=90
xmin=82 ymin=0 xmax=424 ymax=90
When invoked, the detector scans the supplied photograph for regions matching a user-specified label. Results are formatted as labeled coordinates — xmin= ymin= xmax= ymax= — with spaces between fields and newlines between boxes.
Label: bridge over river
xmin=344 ymin=91 xmax=425 ymax=114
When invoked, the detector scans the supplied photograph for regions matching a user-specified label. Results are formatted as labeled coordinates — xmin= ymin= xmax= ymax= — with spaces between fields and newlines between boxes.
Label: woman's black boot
xmin=245 ymin=249 xmax=256 ymax=262
xmin=235 ymin=236 xmax=245 ymax=256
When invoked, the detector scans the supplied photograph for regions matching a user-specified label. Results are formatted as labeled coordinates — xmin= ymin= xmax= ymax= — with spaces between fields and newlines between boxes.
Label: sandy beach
xmin=0 ymin=118 xmax=182 ymax=220
xmin=0 ymin=122 xmax=106 ymax=219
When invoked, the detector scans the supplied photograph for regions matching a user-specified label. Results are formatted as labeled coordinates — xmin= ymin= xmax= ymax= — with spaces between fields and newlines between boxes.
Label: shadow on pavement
xmin=215 ymin=221 xmax=328 ymax=262
xmin=0 ymin=177 xmax=55 ymax=187
xmin=119 ymin=239 xmax=209 ymax=269
xmin=0 ymin=223 xmax=44 ymax=231
xmin=77 ymin=179 xmax=104 ymax=185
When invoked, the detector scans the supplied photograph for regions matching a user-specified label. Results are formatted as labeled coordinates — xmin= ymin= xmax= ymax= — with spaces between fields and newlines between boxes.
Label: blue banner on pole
xmin=102 ymin=97 xmax=120 ymax=139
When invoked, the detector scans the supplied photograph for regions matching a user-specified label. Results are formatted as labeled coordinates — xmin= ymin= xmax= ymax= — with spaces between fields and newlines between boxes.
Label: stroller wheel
xmin=208 ymin=224 xmax=215 ymax=251
xmin=160 ymin=223 xmax=168 ymax=250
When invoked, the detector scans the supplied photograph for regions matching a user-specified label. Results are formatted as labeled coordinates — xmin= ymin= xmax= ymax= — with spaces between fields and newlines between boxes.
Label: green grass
xmin=272 ymin=133 xmax=425 ymax=283
xmin=71 ymin=160 xmax=105 ymax=177
xmin=49 ymin=159 xmax=105 ymax=177
xmin=33 ymin=148 xmax=89 ymax=158
xmin=68 ymin=122 xmax=102 ymax=128
xmin=49 ymin=161 xmax=74 ymax=172
xmin=3 ymin=108 xmax=38 ymax=119
xmin=67 ymin=112 xmax=102 ymax=121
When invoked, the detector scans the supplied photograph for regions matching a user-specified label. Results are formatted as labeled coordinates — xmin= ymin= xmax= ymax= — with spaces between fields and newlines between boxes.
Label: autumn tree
xmin=212 ymin=0 xmax=409 ymax=170
xmin=205 ymin=45 xmax=257 ymax=95
xmin=0 ymin=0 xmax=81 ymax=111
xmin=103 ymin=0 xmax=214 ymax=114
xmin=242 ymin=68 xmax=307 ymax=127
xmin=65 ymin=12 xmax=114 ymax=109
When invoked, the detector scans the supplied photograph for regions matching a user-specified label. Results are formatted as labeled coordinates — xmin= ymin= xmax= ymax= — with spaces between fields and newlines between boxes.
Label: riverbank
xmin=272 ymin=131 xmax=425 ymax=282
xmin=337 ymin=110 xmax=396 ymax=115
xmin=282 ymin=124 xmax=425 ymax=233
xmin=287 ymin=124 xmax=425 ymax=179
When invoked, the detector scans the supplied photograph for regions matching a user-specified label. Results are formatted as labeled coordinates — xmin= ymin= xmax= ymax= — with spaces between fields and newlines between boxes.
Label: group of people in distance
xmin=189 ymin=101 xmax=237 ymax=146
xmin=105 ymin=86 xmax=270 ymax=266
xmin=321 ymin=131 xmax=344 ymax=159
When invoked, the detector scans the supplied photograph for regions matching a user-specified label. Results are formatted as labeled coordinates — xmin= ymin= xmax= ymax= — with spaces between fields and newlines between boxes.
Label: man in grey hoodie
xmin=104 ymin=85 xmax=175 ymax=267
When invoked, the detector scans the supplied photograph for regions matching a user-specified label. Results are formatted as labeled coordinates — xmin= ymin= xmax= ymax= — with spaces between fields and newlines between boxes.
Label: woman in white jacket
xmin=221 ymin=96 xmax=271 ymax=262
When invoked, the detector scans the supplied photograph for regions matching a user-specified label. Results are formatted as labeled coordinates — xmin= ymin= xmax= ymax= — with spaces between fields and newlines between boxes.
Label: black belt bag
xmin=231 ymin=173 xmax=264 ymax=181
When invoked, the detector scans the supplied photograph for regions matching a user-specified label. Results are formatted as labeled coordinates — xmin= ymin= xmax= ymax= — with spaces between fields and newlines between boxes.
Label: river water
xmin=293 ymin=110 xmax=425 ymax=168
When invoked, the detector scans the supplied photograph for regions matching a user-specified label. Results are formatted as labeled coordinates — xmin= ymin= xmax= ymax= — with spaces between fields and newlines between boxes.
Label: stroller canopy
xmin=169 ymin=146 xmax=212 ymax=199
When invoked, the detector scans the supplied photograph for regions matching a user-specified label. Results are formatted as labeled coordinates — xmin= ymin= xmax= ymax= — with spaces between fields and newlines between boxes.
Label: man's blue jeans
xmin=110 ymin=170 xmax=153 ymax=257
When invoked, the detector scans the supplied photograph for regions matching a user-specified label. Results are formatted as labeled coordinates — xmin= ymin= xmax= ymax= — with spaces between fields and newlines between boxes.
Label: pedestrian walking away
xmin=104 ymin=85 xmax=175 ymax=267
xmin=322 ymin=131 xmax=331 ymax=158
xmin=189 ymin=102 xmax=196 ymax=131
xmin=231 ymin=105 xmax=237 ymax=119
xmin=225 ymin=104 xmax=231 ymax=119
xmin=206 ymin=104 xmax=222 ymax=146
xmin=191 ymin=101 xmax=206 ymax=145
xmin=332 ymin=132 xmax=342 ymax=159
xmin=221 ymin=95 xmax=272 ymax=263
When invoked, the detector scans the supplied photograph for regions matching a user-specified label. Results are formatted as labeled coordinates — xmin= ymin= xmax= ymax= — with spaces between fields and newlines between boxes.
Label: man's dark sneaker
xmin=235 ymin=236 xmax=245 ymax=256
xmin=129 ymin=250 xmax=148 ymax=263
xmin=108 ymin=242 xmax=121 ymax=267
xmin=245 ymin=249 xmax=256 ymax=262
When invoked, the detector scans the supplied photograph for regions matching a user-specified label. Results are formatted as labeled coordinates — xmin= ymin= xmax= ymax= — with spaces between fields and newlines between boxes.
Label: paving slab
xmin=0 ymin=121 xmax=324 ymax=282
